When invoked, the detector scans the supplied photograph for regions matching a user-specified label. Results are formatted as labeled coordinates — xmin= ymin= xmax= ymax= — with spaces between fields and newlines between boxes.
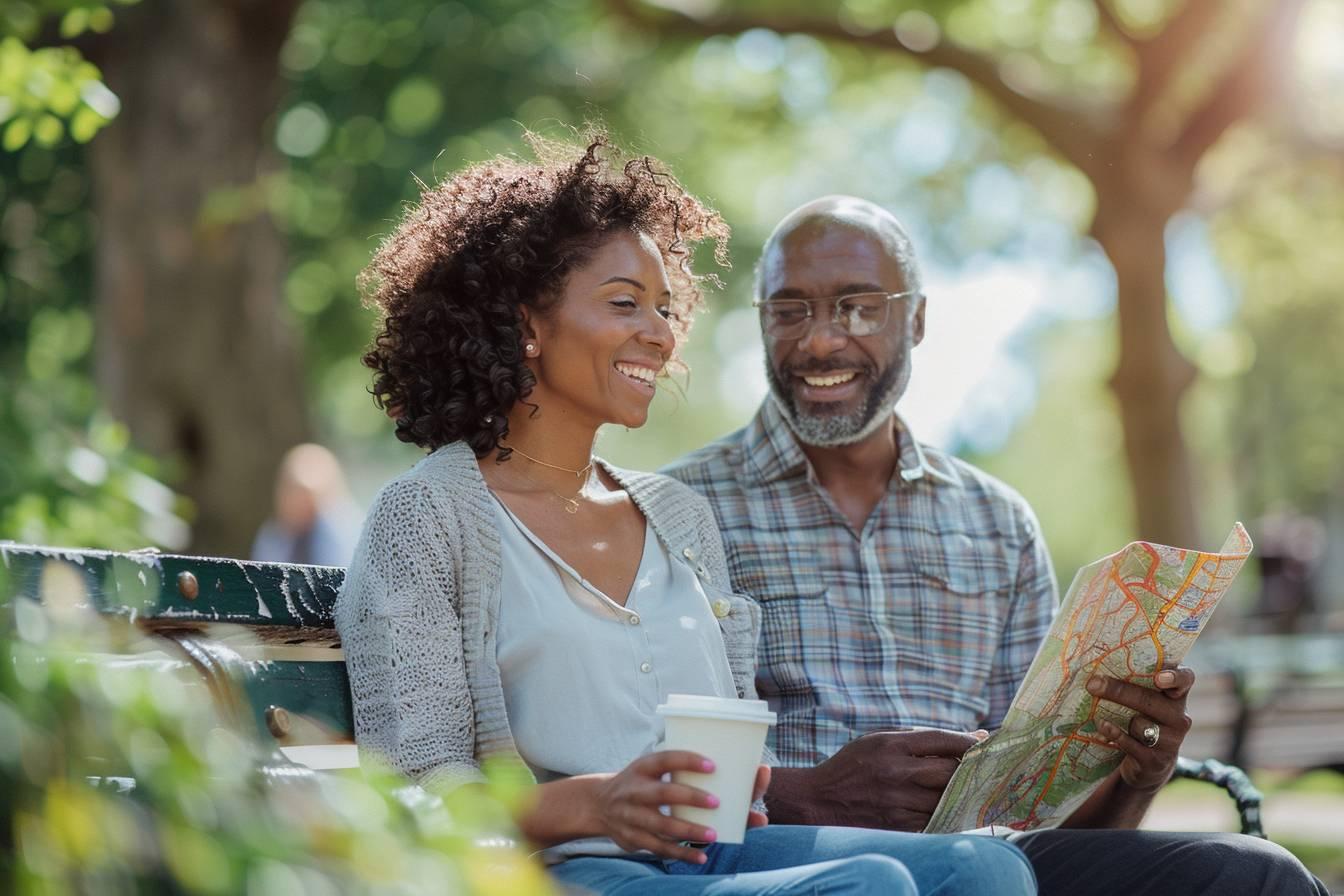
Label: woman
xmin=336 ymin=133 xmax=1036 ymax=895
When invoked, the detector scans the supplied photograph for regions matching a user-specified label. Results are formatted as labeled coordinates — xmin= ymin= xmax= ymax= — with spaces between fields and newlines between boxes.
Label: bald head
xmin=756 ymin=196 xmax=921 ymax=301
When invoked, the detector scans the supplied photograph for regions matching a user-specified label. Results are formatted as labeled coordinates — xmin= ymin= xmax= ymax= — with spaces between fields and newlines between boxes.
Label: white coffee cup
xmin=655 ymin=694 xmax=777 ymax=844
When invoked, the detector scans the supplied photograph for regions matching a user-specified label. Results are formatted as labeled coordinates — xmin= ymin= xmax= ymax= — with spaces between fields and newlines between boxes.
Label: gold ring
xmin=1141 ymin=724 xmax=1160 ymax=748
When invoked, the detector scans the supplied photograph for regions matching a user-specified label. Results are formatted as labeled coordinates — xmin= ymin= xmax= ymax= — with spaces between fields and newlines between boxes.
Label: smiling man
xmin=664 ymin=196 xmax=1325 ymax=896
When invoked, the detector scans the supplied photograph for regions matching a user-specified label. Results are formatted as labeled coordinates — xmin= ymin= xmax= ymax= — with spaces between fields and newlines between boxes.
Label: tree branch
xmin=1129 ymin=0 xmax=1222 ymax=121
xmin=1092 ymin=0 xmax=1137 ymax=48
xmin=606 ymin=0 xmax=1108 ymax=177
xmin=1171 ymin=0 xmax=1308 ymax=166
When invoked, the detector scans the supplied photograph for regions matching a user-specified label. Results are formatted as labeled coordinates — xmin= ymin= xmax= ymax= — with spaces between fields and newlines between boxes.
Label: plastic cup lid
xmin=655 ymin=693 xmax=776 ymax=725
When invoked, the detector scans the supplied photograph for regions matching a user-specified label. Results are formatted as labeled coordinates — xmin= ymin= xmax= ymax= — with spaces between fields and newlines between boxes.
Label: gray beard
xmin=766 ymin=360 xmax=903 ymax=448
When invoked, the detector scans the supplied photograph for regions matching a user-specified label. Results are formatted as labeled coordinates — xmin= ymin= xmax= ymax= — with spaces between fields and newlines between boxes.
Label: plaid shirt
xmin=663 ymin=399 xmax=1058 ymax=767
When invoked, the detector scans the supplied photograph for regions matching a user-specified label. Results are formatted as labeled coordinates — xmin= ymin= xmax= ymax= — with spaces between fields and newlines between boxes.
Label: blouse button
xmin=711 ymin=598 xmax=731 ymax=619
xmin=629 ymin=614 xmax=641 ymax=626
xmin=640 ymin=662 xmax=652 ymax=673
xmin=682 ymin=547 xmax=696 ymax=561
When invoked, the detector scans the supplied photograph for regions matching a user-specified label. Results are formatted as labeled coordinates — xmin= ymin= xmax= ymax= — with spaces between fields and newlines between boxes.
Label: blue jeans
xmin=549 ymin=825 xmax=1038 ymax=895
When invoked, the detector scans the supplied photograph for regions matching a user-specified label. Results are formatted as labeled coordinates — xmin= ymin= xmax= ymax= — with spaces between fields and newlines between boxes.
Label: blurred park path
xmin=1146 ymin=784 xmax=1344 ymax=842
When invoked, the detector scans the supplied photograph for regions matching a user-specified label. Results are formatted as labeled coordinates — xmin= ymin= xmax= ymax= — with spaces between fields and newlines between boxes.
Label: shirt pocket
xmin=729 ymin=546 xmax=832 ymax=701
xmin=728 ymin=543 xmax=828 ymax=604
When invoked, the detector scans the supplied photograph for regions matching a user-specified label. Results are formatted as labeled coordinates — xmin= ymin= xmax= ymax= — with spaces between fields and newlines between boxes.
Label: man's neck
xmin=797 ymin=415 xmax=901 ymax=502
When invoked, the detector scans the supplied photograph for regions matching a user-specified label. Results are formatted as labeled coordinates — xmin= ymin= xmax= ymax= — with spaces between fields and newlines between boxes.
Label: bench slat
xmin=1 ymin=543 xmax=343 ymax=628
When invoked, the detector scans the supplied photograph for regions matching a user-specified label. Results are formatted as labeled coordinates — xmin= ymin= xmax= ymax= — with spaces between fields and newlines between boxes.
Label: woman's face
xmin=525 ymin=229 xmax=677 ymax=430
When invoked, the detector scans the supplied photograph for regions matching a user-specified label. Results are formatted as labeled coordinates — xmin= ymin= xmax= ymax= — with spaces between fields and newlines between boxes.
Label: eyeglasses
xmin=753 ymin=290 xmax=921 ymax=340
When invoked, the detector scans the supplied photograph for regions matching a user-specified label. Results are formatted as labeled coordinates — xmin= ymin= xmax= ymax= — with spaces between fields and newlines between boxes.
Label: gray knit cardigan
xmin=334 ymin=440 xmax=767 ymax=792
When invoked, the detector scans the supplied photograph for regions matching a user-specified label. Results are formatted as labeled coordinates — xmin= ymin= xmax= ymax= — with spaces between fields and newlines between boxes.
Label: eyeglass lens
xmin=760 ymin=293 xmax=894 ymax=338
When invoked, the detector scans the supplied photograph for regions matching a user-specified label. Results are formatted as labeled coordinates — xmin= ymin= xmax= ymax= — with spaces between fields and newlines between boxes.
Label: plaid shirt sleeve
xmin=983 ymin=505 xmax=1059 ymax=729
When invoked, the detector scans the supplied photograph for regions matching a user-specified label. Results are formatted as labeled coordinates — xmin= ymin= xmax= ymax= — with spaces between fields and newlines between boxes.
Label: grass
xmin=1255 ymin=768 xmax=1344 ymax=795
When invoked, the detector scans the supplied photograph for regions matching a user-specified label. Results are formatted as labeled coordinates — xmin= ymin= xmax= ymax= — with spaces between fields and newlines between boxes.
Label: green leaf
xmin=88 ymin=7 xmax=116 ymax=33
xmin=2 ymin=116 xmax=32 ymax=151
xmin=60 ymin=8 xmax=91 ymax=40
xmin=33 ymin=113 xmax=64 ymax=147
xmin=47 ymin=78 xmax=80 ymax=117
xmin=69 ymin=105 xmax=102 ymax=143
xmin=385 ymin=77 xmax=443 ymax=136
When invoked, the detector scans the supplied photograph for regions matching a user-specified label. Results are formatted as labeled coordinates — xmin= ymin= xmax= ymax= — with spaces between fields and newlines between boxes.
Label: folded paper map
xmin=925 ymin=523 xmax=1253 ymax=834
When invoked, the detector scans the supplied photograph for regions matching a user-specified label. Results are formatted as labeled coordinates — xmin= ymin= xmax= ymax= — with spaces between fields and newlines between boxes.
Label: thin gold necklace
xmin=507 ymin=444 xmax=594 ymax=478
xmin=504 ymin=445 xmax=595 ymax=513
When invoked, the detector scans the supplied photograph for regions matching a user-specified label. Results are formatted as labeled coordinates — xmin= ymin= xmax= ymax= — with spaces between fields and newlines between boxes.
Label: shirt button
xmin=711 ymin=598 xmax=731 ymax=619
xmin=640 ymin=662 xmax=652 ymax=673
xmin=682 ymin=547 xmax=696 ymax=561
xmin=629 ymin=614 xmax=641 ymax=626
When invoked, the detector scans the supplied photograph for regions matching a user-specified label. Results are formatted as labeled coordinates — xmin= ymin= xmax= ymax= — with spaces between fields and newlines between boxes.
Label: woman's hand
xmin=590 ymin=751 xmax=725 ymax=864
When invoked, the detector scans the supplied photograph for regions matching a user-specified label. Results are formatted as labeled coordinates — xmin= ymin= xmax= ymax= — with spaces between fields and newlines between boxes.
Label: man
xmin=664 ymin=196 xmax=1325 ymax=895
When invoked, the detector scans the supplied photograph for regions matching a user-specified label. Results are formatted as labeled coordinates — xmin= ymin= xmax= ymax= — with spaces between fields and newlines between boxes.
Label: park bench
xmin=1185 ymin=633 xmax=1344 ymax=774
xmin=0 ymin=542 xmax=1268 ymax=837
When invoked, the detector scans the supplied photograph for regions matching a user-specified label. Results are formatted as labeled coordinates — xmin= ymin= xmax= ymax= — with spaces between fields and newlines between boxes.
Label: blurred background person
xmin=1249 ymin=511 xmax=1326 ymax=635
xmin=251 ymin=443 xmax=362 ymax=567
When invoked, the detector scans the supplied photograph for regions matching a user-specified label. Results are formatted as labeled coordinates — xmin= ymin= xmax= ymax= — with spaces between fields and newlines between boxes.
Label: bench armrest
xmin=1172 ymin=755 xmax=1265 ymax=838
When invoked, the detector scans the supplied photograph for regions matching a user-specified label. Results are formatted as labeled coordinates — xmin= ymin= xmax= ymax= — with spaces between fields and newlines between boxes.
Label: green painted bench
xmin=0 ymin=543 xmax=1267 ymax=836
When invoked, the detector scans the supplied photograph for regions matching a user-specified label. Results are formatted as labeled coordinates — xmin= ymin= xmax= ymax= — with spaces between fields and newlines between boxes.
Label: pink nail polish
xmin=706 ymin=795 xmax=720 ymax=808
xmin=704 ymin=828 xmax=717 ymax=842
xmin=701 ymin=759 xmax=715 ymax=772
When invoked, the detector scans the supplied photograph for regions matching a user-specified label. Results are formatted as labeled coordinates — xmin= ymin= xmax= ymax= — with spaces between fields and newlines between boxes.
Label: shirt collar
xmin=743 ymin=395 xmax=960 ymax=488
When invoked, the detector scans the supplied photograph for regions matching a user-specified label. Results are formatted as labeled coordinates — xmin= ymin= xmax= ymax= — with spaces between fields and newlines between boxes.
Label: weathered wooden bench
xmin=0 ymin=542 xmax=1268 ymax=836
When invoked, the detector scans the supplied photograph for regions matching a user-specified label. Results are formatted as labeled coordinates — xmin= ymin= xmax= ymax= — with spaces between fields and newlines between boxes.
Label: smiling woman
xmin=359 ymin=130 xmax=729 ymax=459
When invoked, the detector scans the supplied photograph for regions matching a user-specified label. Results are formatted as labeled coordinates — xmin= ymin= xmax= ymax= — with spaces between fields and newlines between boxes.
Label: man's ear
xmin=911 ymin=294 xmax=927 ymax=346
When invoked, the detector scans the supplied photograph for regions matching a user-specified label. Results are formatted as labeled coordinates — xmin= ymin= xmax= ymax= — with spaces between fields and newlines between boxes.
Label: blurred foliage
xmin=1 ymin=0 xmax=178 ymax=552
xmin=1212 ymin=154 xmax=1344 ymax=518
xmin=0 ymin=1 xmax=137 ymax=149
xmin=0 ymin=138 xmax=186 ymax=550
xmin=0 ymin=558 xmax=553 ymax=894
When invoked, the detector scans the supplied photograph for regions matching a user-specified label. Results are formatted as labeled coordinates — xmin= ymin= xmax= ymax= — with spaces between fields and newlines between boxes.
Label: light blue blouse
xmin=490 ymin=495 xmax=739 ymax=863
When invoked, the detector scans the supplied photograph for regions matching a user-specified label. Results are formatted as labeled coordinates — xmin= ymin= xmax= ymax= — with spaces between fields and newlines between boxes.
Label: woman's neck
xmin=490 ymin=410 xmax=600 ymax=494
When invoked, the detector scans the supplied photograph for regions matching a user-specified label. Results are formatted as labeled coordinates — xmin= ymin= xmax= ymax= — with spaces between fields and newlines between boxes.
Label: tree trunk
xmin=1091 ymin=156 xmax=1200 ymax=548
xmin=88 ymin=0 xmax=307 ymax=557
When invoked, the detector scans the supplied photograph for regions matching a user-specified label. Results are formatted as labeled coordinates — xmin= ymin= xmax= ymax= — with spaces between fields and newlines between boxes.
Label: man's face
xmin=759 ymin=222 xmax=925 ymax=447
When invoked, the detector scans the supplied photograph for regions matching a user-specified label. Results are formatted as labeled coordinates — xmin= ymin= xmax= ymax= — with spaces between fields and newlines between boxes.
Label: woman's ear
xmin=519 ymin=307 xmax=540 ymax=358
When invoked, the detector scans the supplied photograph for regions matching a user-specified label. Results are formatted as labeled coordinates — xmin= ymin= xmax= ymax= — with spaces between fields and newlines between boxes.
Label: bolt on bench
xmin=0 ymin=542 xmax=1267 ymax=837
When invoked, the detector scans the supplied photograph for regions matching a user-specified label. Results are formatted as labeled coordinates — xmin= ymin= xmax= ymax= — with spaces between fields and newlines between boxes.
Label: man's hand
xmin=746 ymin=765 xmax=771 ymax=829
xmin=1087 ymin=662 xmax=1195 ymax=793
xmin=767 ymin=729 xmax=981 ymax=831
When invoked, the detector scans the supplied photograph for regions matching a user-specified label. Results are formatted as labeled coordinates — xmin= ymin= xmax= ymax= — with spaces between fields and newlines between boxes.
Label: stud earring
xmin=525 ymin=342 xmax=536 ymax=355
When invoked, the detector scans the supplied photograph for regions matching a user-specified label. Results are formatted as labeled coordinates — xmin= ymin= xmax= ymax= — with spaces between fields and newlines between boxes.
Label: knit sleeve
xmin=334 ymin=478 xmax=484 ymax=792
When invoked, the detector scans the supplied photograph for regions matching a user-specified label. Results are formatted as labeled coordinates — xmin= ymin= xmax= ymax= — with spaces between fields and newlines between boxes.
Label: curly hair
xmin=360 ymin=131 xmax=730 ymax=457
